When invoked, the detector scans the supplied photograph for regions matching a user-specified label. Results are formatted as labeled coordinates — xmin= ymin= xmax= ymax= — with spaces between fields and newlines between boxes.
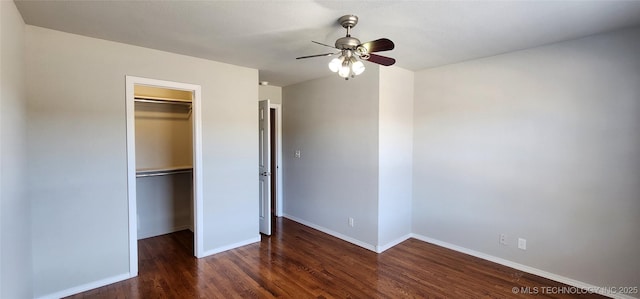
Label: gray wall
xmin=377 ymin=67 xmax=414 ymax=249
xmin=283 ymin=67 xmax=415 ymax=251
xmin=413 ymin=27 xmax=640 ymax=288
xmin=283 ymin=70 xmax=380 ymax=247
xmin=259 ymin=85 xmax=282 ymax=104
xmin=26 ymin=26 xmax=258 ymax=297
xmin=0 ymin=1 xmax=32 ymax=298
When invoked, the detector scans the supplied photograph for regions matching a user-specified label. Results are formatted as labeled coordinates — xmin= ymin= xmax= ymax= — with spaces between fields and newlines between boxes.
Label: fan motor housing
xmin=335 ymin=36 xmax=361 ymax=50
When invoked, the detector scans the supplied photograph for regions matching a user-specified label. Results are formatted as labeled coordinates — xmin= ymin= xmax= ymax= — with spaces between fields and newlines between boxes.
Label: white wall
xmin=377 ymin=67 xmax=414 ymax=250
xmin=259 ymin=85 xmax=282 ymax=104
xmin=413 ymin=27 xmax=640 ymax=289
xmin=26 ymin=26 xmax=258 ymax=298
xmin=283 ymin=70 xmax=380 ymax=247
xmin=0 ymin=1 xmax=32 ymax=298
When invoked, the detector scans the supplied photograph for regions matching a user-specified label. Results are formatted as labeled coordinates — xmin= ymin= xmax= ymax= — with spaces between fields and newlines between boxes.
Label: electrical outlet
xmin=518 ymin=238 xmax=527 ymax=250
xmin=294 ymin=150 xmax=301 ymax=158
xmin=348 ymin=217 xmax=354 ymax=227
xmin=499 ymin=234 xmax=507 ymax=245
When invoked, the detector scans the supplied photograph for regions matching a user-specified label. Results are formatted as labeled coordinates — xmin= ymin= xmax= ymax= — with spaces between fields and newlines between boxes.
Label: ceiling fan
xmin=296 ymin=15 xmax=396 ymax=80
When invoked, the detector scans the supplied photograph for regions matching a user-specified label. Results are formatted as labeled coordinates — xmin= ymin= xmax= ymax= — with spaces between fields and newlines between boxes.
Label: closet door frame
xmin=125 ymin=76 xmax=204 ymax=277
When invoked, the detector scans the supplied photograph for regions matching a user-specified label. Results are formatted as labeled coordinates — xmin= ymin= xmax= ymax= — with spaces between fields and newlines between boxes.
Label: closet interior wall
xmin=134 ymin=85 xmax=194 ymax=239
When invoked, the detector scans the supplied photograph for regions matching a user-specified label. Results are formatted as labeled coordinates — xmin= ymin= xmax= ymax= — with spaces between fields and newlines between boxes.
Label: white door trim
xmin=270 ymin=103 xmax=284 ymax=217
xmin=125 ymin=76 xmax=204 ymax=277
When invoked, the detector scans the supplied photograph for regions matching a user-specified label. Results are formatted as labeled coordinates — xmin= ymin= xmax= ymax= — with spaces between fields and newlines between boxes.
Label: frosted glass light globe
xmin=351 ymin=60 xmax=365 ymax=75
xmin=338 ymin=64 xmax=351 ymax=78
xmin=328 ymin=57 xmax=343 ymax=72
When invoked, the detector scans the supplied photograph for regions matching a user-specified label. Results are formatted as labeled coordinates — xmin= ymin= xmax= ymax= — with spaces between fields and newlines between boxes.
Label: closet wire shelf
xmin=136 ymin=166 xmax=193 ymax=178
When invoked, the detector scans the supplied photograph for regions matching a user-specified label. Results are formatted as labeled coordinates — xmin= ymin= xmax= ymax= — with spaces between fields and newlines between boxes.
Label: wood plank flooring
xmin=66 ymin=217 xmax=605 ymax=298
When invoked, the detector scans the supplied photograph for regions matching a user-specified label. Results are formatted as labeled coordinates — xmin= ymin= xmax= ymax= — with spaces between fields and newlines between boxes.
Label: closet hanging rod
xmin=134 ymin=97 xmax=192 ymax=106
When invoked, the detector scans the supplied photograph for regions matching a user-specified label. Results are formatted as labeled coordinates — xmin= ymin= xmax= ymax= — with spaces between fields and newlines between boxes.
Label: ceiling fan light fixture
xmin=333 ymin=54 xmax=365 ymax=79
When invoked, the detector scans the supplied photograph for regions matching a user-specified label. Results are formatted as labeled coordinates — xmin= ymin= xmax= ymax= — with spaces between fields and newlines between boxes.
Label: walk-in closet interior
xmin=134 ymin=85 xmax=194 ymax=246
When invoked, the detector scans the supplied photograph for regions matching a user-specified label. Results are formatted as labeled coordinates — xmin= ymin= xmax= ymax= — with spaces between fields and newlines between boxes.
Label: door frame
xmin=125 ymin=76 xmax=204 ymax=277
xmin=270 ymin=103 xmax=284 ymax=217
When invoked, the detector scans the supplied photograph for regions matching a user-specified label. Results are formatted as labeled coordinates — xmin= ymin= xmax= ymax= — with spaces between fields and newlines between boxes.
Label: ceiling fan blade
xmin=365 ymin=53 xmax=396 ymax=66
xmin=312 ymin=40 xmax=337 ymax=49
xmin=360 ymin=38 xmax=394 ymax=53
xmin=296 ymin=52 xmax=337 ymax=59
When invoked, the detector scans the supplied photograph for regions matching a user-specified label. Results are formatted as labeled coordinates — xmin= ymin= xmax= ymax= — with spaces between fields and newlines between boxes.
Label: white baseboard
xmin=411 ymin=234 xmax=637 ymax=299
xmin=35 ymin=273 xmax=132 ymax=299
xmin=199 ymin=235 xmax=261 ymax=258
xmin=376 ymin=233 xmax=412 ymax=253
xmin=284 ymin=214 xmax=376 ymax=252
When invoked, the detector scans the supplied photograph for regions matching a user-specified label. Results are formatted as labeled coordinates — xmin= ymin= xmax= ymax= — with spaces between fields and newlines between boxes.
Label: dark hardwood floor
xmin=67 ymin=217 xmax=605 ymax=298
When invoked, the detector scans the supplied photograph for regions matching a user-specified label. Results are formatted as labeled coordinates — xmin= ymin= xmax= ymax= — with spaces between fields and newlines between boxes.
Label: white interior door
xmin=258 ymin=99 xmax=271 ymax=235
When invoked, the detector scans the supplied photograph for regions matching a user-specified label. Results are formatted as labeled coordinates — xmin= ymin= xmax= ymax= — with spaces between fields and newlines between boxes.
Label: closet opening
xmin=126 ymin=76 xmax=204 ymax=277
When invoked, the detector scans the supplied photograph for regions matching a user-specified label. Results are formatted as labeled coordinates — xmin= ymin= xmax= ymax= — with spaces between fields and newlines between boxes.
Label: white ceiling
xmin=14 ymin=0 xmax=640 ymax=87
